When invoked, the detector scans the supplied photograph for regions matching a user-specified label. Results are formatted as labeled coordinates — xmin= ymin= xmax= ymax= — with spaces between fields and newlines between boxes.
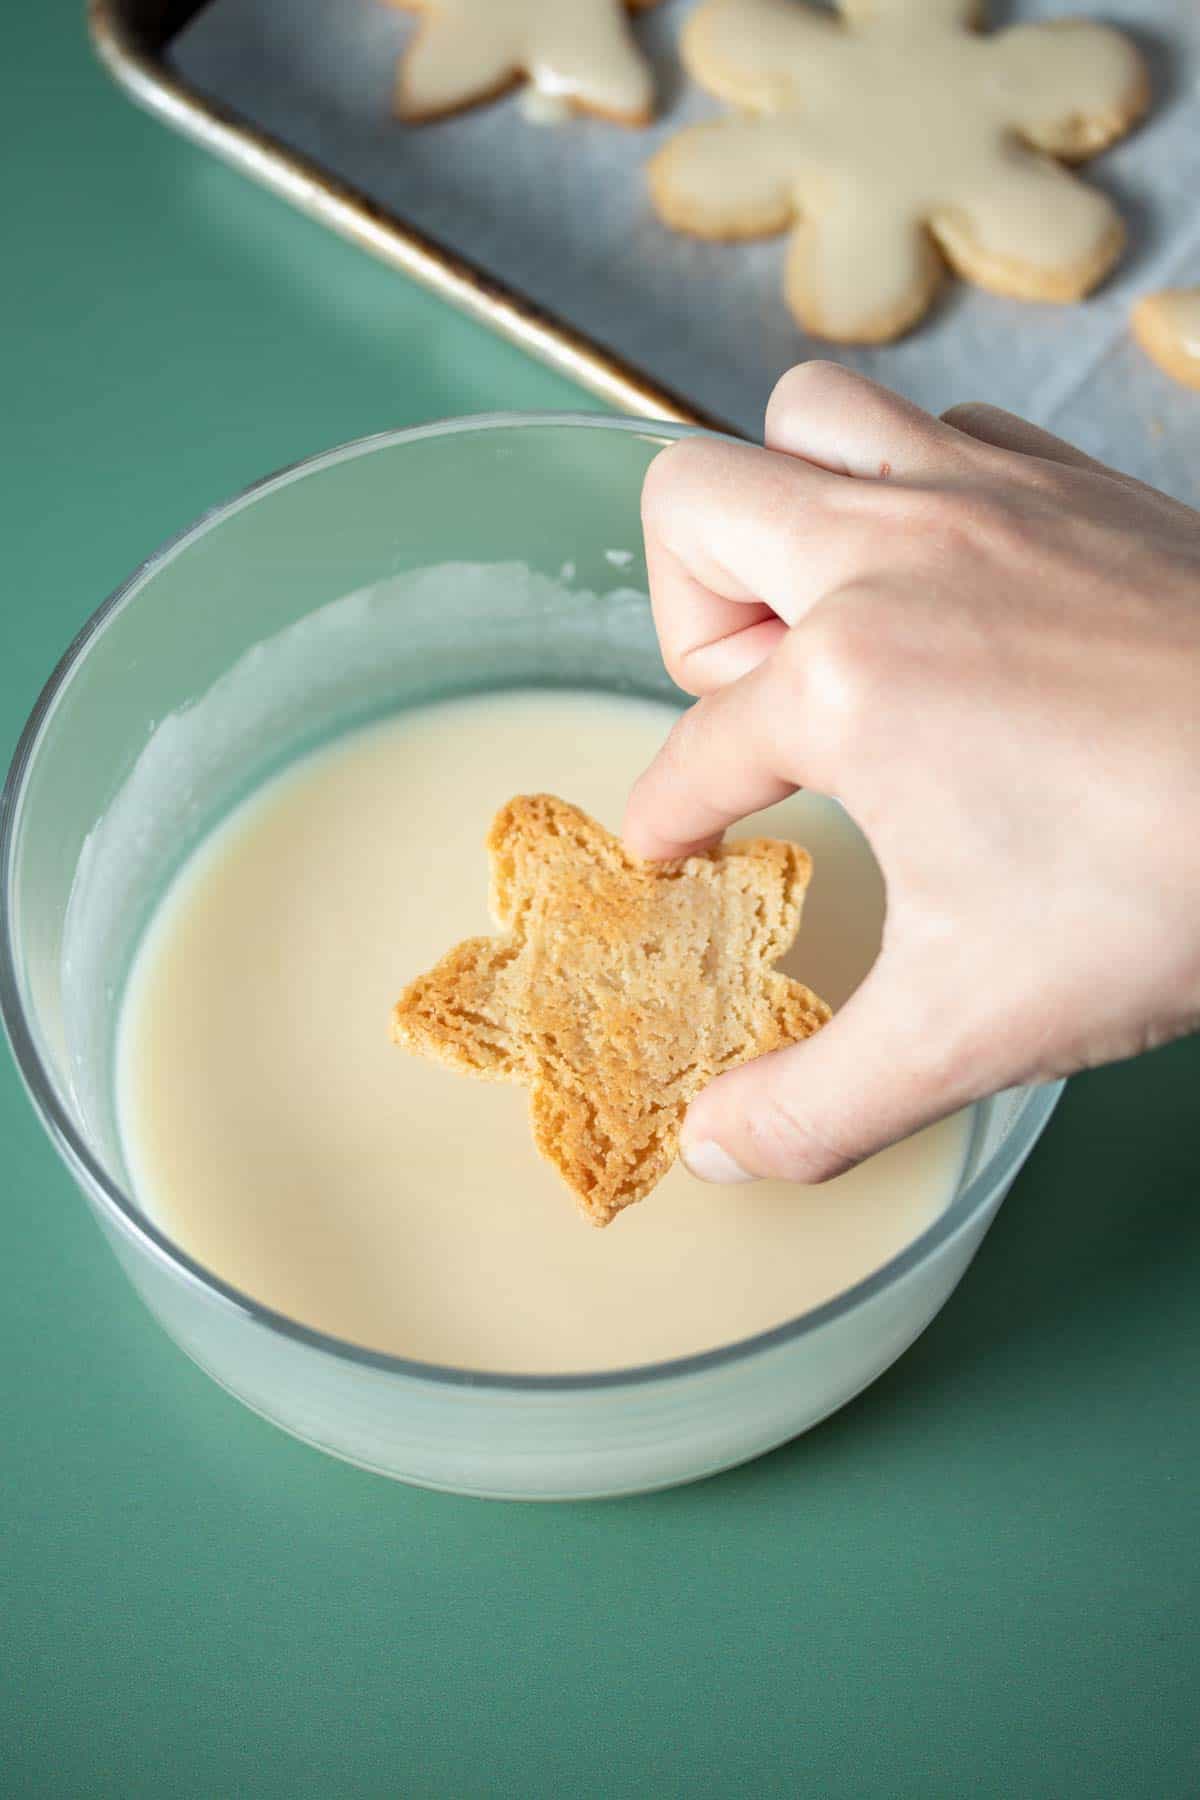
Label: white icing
xmin=650 ymin=0 xmax=1146 ymax=338
xmin=395 ymin=0 xmax=657 ymax=122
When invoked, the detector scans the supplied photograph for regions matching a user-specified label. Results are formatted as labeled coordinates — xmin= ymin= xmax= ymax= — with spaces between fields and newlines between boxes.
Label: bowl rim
xmin=0 ymin=410 xmax=1064 ymax=1393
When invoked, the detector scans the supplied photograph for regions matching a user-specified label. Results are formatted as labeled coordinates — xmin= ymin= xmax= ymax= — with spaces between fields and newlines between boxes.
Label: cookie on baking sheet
xmin=392 ymin=795 xmax=831 ymax=1226
xmin=390 ymin=0 xmax=662 ymax=125
xmin=648 ymin=0 xmax=1150 ymax=343
xmin=1132 ymin=289 xmax=1200 ymax=392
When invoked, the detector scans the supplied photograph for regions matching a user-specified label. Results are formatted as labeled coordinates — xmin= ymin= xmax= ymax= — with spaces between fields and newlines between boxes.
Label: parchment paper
xmin=172 ymin=0 xmax=1200 ymax=499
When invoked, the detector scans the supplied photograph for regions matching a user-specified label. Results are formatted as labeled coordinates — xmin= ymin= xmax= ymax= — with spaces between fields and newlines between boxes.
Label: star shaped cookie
xmin=648 ymin=0 xmax=1149 ymax=342
xmin=392 ymin=795 xmax=830 ymax=1226
xmin=390 ymin=0 xmax=663 ymax=124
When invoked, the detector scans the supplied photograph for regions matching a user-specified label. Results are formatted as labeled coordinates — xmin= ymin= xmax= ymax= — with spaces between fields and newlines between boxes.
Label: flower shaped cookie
xmin=649 ymin=0 xmax=1150 ymax=341
xmin=391 ymin=0 xmax=663 ymax=124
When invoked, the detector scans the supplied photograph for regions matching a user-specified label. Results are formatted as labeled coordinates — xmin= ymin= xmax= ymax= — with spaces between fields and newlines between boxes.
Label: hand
xmin=624 ymin=363 xmax=1200 ymax=1184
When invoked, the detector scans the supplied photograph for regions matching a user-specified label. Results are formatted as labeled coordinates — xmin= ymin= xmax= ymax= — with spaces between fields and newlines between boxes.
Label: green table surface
xmin=4 ymin=8 xmax=1199 ymax=1797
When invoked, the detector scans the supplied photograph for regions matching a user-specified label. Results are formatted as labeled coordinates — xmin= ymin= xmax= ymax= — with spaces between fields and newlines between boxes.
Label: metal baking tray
xmin=91 ymin=0 xmax=1200 ymax=495
xmin=88 ymin=0 xmax=720 ymax=428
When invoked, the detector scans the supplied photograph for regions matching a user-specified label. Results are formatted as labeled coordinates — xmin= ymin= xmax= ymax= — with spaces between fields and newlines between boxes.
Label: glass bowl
xmin=0 ymin=414 xmax=1061 ymax=1500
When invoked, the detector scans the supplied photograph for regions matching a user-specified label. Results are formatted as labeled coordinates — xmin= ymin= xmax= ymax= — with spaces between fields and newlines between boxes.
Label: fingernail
xmin=680 ymin=1135 xmax=758 ymax=1185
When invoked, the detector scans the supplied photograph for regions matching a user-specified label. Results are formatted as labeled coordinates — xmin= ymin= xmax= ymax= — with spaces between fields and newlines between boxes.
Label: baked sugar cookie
xmin=392 ymin=795 xmax=830 ymax=1226
xmin=390 ymin=0 xmax=662 ymax=124
xmin=1132 ymin=289 xmax=1200 ymax=392
xmin=648 ymin=0 xmax=1149 ymax=342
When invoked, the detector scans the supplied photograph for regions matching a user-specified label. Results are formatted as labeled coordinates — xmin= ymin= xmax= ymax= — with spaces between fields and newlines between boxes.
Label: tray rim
xmin=87 ymin=0 xmax=738 ymax=435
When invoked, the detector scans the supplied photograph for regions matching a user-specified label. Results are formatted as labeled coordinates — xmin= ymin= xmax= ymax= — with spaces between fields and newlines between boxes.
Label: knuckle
xmin=776 ymin=596 xmax=891 ymax=736
xmin=940 ymin=399 xmax=999 ymax=435
xmin=656 ymin=701 xmax=705 ymax=794
xmin=627 ymin=722 xmax=698 ymax=839
xmin=659 ymin=637 xmax=697 ymax=695
xmin=901 ymin=483 xmax=971 ymax=538
xmin=746 ymin=1078 xmax=857 ymax=1184
xmin=640 ymin=436 xmax=713 ymax=528
xmin=1008 ymin=452 xmax=1078 ymax=507
xmin=894 ymin=483 xmax=1008 ymax=565
xmin=624 ymin=762 xmax=659 ymax=835
xmin=644 ymin=439 xmax=690 ymax=529
xmin=767 ymin=358 xmax=860 ymax=427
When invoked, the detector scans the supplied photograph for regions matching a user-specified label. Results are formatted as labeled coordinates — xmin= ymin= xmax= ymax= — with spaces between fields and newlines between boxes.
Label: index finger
xmin=623 ymin=644 xmax=810 ymax=861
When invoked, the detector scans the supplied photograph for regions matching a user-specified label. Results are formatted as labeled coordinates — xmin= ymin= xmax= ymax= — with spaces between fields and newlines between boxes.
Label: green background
xmin=3 ymin=8 xmax=1198 ymax=1796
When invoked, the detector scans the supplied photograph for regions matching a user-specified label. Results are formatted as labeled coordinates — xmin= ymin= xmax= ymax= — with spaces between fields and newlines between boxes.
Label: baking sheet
xmin=170 ymin=0 xmax=1200 ymax=498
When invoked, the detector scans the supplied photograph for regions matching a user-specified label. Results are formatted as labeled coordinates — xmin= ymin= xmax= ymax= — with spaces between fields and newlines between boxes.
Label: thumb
xmin=680 ymin=955 xmax=968 ymax=1185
